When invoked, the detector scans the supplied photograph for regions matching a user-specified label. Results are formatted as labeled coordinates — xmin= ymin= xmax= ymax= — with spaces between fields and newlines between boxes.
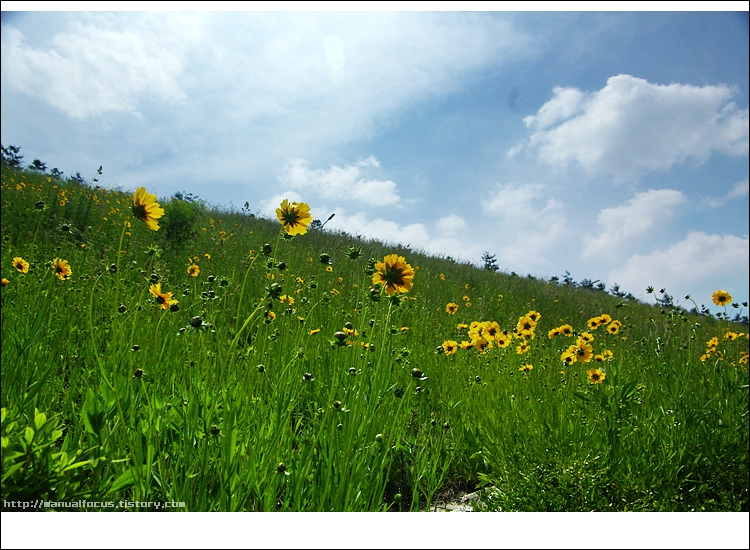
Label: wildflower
xmin=516 ymin=340 xmax=530 ymax=355
xmin=131 ymin=187 xmax=164 ymax=231
xmin=149 ymin=283 xmax=178 ymax=310
xmin=12 ymin=257 xmax=29 ymax=274
xmin=265 ymin=311 xmax=276 ymax=321
xmin=51 ymin=258 xmax=72 ymax=280
xmin=1 ymin=278 xmax=9 ymax=286
xmin=519 ymin=364 xmax=533 ymax=372
xmin=574 ymin=341 xmax=593 ymax=363
xmin=446 ymin=302 xmax=459 ymax=314
xmin=577 ymin=332 xmax=595 ymax=344
xmin=586 ymin=368 xmax=606 ymax=384
xmin=457 ymin=323 xmax=469 ymax=330
xmin=712 ymin=290 xmax=732 ymax=306
xmin=481 ymin=321 xmax=502 ymax=343
xmin=440 ymin=274 xmax=445 ymax=281
xmin=346 ymin=245 xmax=363 ymax=260
xmin=308 ymin=329 xmax=321 ymax=335
xmin=559 ymin=324 xmax=574 ymax=337
xmin=372 ymin=254 xmax=415 ymax=296
xmin=326 ymin=265 xmax=333 ymax=272
xmin=607 ymin=321 xmax=622 ymax=335
xmin=204 ymin=253 xmax=211 ymax=260
xmin=496 ymin=330 xmax=512 ymax=348
xmin=442 ymin=340 xmax=459 ymax=355
xmin=187 ymin=264 xmax=200 ymax=277
xmin=526 ymin=311 xmax=542 ymax=324
xmin=276 ymin=199 xmax=313 ymax=236
xmin=516 ymin=316 xmax=536 ymax=338
xmin=473 ymin=338 xmax=491 ymax=354
xmin=561 ymin=349 xmax=576 ymax=366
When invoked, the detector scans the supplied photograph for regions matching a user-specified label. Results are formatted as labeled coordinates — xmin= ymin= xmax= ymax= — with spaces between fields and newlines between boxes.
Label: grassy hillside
xmin=1 ymin=160 xmax=748 ymax=512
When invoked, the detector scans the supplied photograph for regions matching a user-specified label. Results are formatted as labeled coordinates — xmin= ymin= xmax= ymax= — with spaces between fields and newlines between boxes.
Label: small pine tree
xmin=482 ymin=252 xmax=499 ymax=272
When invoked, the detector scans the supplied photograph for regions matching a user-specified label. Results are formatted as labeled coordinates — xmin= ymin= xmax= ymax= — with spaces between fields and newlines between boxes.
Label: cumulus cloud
xmin=701 ymin=180 xmax=749 ymax=209
xmin=278 ymin=157 xmax=400 ymax=207
xmin=327 ymin=211 xmax=430 ymax=250
xmin=482 ymin=182 xmax=569 ymax=273
xmin=583 ymin=189 xmax=686 ymax=259
xmin=435 ymin=214 xmax=467 ymax=237
xmin=0 ymin=14 xmax=195 ymax=119
xmin=608 ymin=231 xmax=749 ymax=307
xmin=518 ymin=74 xmax=749 ymax=178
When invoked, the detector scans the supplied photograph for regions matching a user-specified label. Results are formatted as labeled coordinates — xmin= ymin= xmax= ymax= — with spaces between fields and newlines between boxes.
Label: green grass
xmin=1 ymin=163 xmax=748 ymax=512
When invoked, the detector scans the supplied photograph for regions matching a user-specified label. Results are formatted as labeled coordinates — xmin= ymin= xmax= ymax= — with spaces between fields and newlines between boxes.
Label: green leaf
xmin=618 ymin=380 xmax=639 ymax=404
xmin=81 ymin=388 xmax=106 ymax=441
xmin=106 ymin=465 xmax=149 ymax=495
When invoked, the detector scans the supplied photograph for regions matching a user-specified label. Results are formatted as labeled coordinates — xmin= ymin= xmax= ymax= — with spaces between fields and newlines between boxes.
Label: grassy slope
xmin=1 ymin=164 xmax=748 ymax=511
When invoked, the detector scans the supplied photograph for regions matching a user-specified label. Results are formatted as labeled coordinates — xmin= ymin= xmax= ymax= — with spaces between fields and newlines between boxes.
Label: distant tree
xmin=1 ymin=144 xmax=24 ymax=168
xmin=50 ymin=167 xmax=64 ymax=179
xmin=28 ymin=158 xmax=47 ymax=172
xmin=70 ymin=172 xmax=84 ymax=185
xmin=482 ymin=251 xmax=499 ymax=272
xmin=309 ymin=219 xmax=322 ymax=231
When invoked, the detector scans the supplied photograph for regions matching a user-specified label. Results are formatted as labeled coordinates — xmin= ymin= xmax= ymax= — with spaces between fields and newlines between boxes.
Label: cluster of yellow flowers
xmin=700 ymin=329 xmax=749 ymax=363
xmin=550 ymin=314 xmax=619 ymax=367
xmin=442 ymin=310 xmax=541 ymax=357
xmin=10 ymin=256 xmax=72 ymax=281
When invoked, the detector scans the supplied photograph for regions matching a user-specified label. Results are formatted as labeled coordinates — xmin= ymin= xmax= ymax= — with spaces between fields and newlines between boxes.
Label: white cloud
xmin=435 ymin=214 xmax=466 ymax=237
xmin=482 ymin=182 xmax=569 ymax=273
xmin=608 ymin=232 xmax=749 ymax=308
xmin=278 ymin=157 xmax=400 ymax=207
xmin=0 ymin=14 xmax=196 ymax=119
xmin=702 ymin=180 xmax=749 ymax=209
xmin=327 ymin=211 xmax=430 ymax=250
xmin=583 ymin=189 xmax=686 ymax=259
xmin=519 ymin=75 xmax=749 ymax=178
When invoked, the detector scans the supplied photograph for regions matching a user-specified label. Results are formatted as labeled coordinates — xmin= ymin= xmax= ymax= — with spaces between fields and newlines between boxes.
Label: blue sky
xmin=1 ymin=5 xmax=748 ymax=315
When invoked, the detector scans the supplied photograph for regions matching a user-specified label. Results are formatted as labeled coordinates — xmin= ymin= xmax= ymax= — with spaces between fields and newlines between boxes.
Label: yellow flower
xmin=519 ymin=364 xmax=533 ymax=372
xmin=526 ymin=311 xmax=542 ymax=324
xmin=442 ymin=340 xmax=459 ymax=355
xmin=440 ymin=273 xmax=445 ymax=281
xmin=12 ymin=257 xmax=29 ymax=274
xmin=586 ymin=368 xmax=606 ymax=384
xmin=326 ymin=265 xmax=333 ymax=272
xmin=481 ymin=321 xmax=502 ymax=343
xmin=607 ymin=320 xmax=622 ymax=334
xmin=712 ymin=290 xmax=732 ymax=306
xmin=457 ymin=323 xmax=469 ymax=330
xmin=446 ymin=302 xmax=459 ymax=314
xmin=131 ymin=187 xmax=164 ymax=231
xmin=187 ymin=264 xmax=200 ymax=277
xmin=516 ymin=340 xmax=530 ymax=355
xmin=1 ymin=278 xmax=9 ymax=286
xmin=308 ymin=328 xmax=321 ymax=335
xmin=51 ymin=258 xmax=72 ymax=280
xmin=372 ymin=254 xmax=415 ymax=296
xmin=574 ymin=341 xmax=594 ymax=363
xmin=266 ymin=311 xmax=276 ymax=321
xmin=276 ymin=199 xmax=313 ymax=235
xmin=495 ymin=330 xmax=512 ymax=348
xmin=204 ymin=253 xmax=211 ymax=260
xmin=149 ymin=283 xmax=177 ymax=310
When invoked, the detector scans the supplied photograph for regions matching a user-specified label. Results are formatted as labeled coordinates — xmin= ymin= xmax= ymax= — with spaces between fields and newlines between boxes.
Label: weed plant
xmin=1 ymin=163 xmax=748 ymax=512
